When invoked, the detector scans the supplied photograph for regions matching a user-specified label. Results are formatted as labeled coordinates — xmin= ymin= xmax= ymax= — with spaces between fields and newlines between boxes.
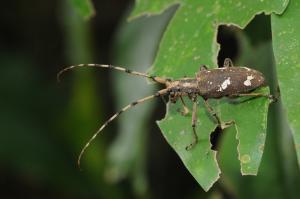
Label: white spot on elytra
xmin=244 ymin=75 xmax=254 ymax=86
xmin=218 ymin=77 xmax=231 ymax=91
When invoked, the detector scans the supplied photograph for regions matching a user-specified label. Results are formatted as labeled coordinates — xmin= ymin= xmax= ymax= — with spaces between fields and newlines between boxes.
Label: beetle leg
xmin=186 ymin=98 xmax=198 ymax=150
xmin=223 ymin=58 xmax=234 ymax=67
xmin=203 ymin=99 xmax=222 ymax=126
xmin=203 ymin=99 xmax=234 ymax=128
xmin=169 ymin=92 xmax=178 ymax=103
xmin=160 ymin=95 xmax=167 ymax=104
xmin=177 ymin=96 xmax=190 ymax=115
xmin=199 ymin=64 xmax=208 ymax=71
xmin=229 ymin=93 xmax=276 ymax=102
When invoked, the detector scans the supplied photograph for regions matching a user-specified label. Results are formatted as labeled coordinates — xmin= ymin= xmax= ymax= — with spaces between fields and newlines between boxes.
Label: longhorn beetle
xmin=58 ymin=58 xmax=274 ymax=168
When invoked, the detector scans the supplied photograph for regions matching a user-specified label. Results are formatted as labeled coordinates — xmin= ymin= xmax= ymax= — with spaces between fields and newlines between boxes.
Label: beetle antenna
xmin=77 ymin=88 xmax=169 ymax=169
xmin=57 ymin=64 xmax=168 ymax=84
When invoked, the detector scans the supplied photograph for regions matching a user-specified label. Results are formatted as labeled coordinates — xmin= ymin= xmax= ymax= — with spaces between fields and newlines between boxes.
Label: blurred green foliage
xmin=70 ymin=0 xmax=95 ymax=19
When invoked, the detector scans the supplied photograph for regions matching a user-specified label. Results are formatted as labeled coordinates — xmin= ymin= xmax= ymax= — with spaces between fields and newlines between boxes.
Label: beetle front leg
xmin=185 ymin=98 xmax=198 ymax=150
xmin=178 ymin=96 xmax=190 ymax=116
xmin=160 ymin=95 xmax=168 ymax=104
xmin=169 ymin=92 xmax=178 ymax=103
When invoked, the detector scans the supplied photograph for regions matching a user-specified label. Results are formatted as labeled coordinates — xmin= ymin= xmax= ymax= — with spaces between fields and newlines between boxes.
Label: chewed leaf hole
xmin=217 ymin=25 xmax=239 ymax=68
xmin=210 ymin=126 xmax=223 ymax=151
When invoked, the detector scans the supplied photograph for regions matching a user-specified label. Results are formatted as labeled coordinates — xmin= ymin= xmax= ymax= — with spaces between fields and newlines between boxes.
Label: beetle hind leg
xmin=203 ymin=99 xmax=234 ymax=129
xmin=228 ymin=93 xmax=276 ymax=102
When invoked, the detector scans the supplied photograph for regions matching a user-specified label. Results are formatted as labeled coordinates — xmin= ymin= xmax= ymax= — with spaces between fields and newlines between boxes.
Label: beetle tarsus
xmin=223 ymin=58 xmax=234 ymax=67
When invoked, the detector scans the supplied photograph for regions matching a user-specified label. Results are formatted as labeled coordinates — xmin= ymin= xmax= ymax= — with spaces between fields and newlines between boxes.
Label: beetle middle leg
xmin=178 ymin=96 xmax=190 ymax=116
xmin=185 ymin=97 xmax=198 ymax=150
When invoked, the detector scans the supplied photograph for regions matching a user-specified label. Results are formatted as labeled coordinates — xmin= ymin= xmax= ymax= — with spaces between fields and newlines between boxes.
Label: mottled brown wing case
xmin=196 ymin=67 xmax=266 ymax=98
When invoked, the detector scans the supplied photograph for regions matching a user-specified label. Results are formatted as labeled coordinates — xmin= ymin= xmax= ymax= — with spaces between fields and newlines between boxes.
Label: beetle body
xmin=58 ymin=58 xmax=272 ymax=166
xmin=167 ymin=65 xmax=266 ymax=101
xmin=196 ymin=66 xmax=266 ymax=98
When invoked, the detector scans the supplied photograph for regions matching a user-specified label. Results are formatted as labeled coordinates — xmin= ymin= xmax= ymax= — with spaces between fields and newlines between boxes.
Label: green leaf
xmin=130 ymin=0 xmax=288 ymax=191
xmin=70 ymin=0 xmax=95 ymax=19
xmin=129 ymin=0 xmax=177 ymax=19
xmin=158 ymin=99 xmax=220 ymax=191
xmin=219 ymin=37 xmax=300 ymax=198
xmin=221 ymin=87 xmax=270 ymax=174
xmin=272 ymin=0 xmax=300 ymax=167
xmin=131 ymin=0 xmax=288 ymax=78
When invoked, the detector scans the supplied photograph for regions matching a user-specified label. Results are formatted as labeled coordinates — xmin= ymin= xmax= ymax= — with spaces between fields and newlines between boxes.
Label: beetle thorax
xmin=166 ymin=78 xmax=199 ymax=101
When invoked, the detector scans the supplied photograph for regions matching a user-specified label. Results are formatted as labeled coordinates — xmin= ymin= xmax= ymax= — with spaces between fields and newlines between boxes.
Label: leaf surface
xmin=131 ymin=0 xmax=288 ymax=191
xmin=272 ymin=0 xmax=300 ymax=167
